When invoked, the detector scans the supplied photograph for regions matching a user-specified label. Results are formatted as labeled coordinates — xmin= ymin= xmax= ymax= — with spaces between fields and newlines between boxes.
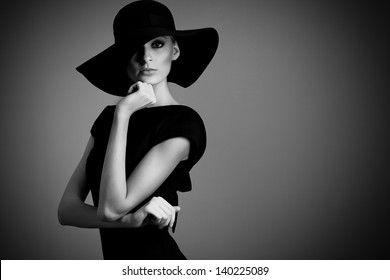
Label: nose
xmin=136 ymin=45 xmax=152 ymax=64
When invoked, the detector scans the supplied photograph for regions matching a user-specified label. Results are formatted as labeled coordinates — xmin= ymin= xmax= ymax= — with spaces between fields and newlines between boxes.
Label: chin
xmin=137 ymin=76 xmax=164 ymax=85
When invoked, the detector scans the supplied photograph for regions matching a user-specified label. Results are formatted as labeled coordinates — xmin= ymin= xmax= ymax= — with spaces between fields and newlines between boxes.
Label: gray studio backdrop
xmin=0 ymin=0 xmax=388 ymax=259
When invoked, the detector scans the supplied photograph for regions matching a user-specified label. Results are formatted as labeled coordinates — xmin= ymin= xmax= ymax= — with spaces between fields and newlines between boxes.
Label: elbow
xmin=57 ymin=201 xmax=68 ymax=226
xmin=97 ymin=205 xmax=121 ymax=222
xmin=57 ymin=197 xmax=79 ymax=226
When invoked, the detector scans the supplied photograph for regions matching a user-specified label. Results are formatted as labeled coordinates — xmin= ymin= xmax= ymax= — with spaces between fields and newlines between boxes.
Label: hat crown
xmin=113 ymin=1 xmax=176 ymax=44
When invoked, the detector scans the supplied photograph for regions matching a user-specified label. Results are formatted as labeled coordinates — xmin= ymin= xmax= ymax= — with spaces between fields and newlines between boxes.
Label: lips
xmin=141 ymin=67 xmax=156 ymax=72
xmin=140 ymin=68 xmax=156 ymax=75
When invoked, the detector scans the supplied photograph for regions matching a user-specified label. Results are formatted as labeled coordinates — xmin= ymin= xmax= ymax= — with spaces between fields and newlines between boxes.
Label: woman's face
xmin=127 ymin=36 xmax=180 ymax=85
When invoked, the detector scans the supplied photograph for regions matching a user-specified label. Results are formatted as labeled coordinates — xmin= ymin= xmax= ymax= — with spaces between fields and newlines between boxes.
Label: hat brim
xmin=76 ymin=27 xmax=218 ymax=96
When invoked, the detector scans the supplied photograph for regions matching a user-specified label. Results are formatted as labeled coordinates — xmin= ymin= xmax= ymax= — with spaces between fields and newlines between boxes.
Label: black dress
xmin=85 ymin=105 xmax=206 ymax=259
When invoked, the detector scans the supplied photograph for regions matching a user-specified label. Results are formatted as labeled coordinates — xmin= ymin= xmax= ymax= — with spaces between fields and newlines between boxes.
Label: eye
xmin=151 ymin=40 xmax=165 ymax=48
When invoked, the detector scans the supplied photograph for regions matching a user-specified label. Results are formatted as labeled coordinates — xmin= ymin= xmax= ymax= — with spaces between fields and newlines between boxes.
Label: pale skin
xmin=58 ymin=36 xmax=189 ymax=230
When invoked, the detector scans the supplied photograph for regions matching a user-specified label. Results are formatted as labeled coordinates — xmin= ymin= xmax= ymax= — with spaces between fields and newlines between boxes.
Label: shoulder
xmin=165 ymin=105 xmax=205 ymax=127
xmin=159 ymin=105 xmax=207 ymax=139
xmin=154 ymin=105 xmax=207 ymax=166
xmin=175 ymin=105 xmax=203 ymax=119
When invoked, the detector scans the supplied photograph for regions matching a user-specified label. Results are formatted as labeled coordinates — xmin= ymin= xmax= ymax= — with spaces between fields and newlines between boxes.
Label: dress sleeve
xmin=153 ymin=106 xmax=207 ymax=170
xmin=90 ymin=106 xmax=115 ymax=139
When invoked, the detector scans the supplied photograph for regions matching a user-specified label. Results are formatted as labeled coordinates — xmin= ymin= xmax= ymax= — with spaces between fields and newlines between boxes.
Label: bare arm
xmin=58 ymin=136 xmax=179 ymax=229
xmin=98 ymin=82 xmax=190 ymax=221
xmin=58 ymin=136 xmax=127 ymax=228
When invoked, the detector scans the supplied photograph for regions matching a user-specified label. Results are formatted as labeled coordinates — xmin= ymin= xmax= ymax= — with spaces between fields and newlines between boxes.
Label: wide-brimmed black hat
xmin=76 ymin=0 xmax=219 ymax=96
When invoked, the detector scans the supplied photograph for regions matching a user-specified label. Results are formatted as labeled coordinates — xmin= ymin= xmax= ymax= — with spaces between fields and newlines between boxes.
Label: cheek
xmin=160 ymin=51 xmax=174 ymax=71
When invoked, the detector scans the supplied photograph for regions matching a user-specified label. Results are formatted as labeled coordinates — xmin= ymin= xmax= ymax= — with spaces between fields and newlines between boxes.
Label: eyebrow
xmin=153 ymin=36 xmax=168 ymax=40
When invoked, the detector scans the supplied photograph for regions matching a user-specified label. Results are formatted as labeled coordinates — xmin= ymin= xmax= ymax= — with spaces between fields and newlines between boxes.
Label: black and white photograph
xmin=0 ymin=0 xmax=388 ymax=263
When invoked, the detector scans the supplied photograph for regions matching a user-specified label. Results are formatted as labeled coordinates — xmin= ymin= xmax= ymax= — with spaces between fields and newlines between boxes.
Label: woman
xmin=58 ymin=0 xmax=218 ymax=259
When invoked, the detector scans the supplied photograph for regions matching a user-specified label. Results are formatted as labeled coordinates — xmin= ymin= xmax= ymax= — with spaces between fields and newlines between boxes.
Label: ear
xmin=172 ymin=42 xmax=180 ymax=61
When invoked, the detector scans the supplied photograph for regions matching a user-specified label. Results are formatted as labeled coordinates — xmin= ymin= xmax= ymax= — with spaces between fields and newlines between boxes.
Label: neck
xmin=150 ymin=80 xmax=179 ymax=107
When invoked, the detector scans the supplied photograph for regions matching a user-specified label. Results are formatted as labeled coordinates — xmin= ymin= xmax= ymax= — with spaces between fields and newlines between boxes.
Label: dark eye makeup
xmin=151 ymin=40 xmax=165 ymax=48
xmin=151 ymin=36 xmax=168 ymax=48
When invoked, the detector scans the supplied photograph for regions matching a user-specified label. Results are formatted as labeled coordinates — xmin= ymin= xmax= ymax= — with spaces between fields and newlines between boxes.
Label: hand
xmin=116 ymin=81 xmax=156 ymax=116
xmin=122 ymin=197 xmax=180 ymax=229
xmin=144 ymin=197 xmax=181 ymax=229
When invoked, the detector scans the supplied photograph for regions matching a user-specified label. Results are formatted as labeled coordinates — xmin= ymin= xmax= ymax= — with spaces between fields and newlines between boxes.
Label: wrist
xmin=119 ymin=211 xmax=146 ymax=228
xmin=119 ymin=214 xmax=136 ymax=228
xmin=114 ymin=105 xmax=133 ymax=122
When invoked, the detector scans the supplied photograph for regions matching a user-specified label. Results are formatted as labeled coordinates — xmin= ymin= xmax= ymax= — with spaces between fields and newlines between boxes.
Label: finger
xmin=151 ymin=209 xmax=164 ymax=225
xmin=156 ymin=197 xmax=174 ymax=214
xmin=128 ymin=82 xmax=140 ymax=94
xmin=154 ymin=197 xmax=175 ymax=229
xmin=156 ymin=196 xmax=174 ymax=210
xmin=156 ymin=209 xmax=169 ymax=228
xmin=156 ymin=197 xmax=174 ymax=216
xmin=156 ymin=197 xmax=177 ymax=229
xmin=145 ymin=203 xmax=164 ymax=225
xmin=156 ymin=205 xmax=171 ymax=229
xmin=158 ymin=213 xmax=169 ymax=229
xmin=147 ymin=197 xmax=174 ymax=229
xmin=152 ymin=205 xmax=169 ymax=228
xmin=170 ymin=206 xmax=181 ymax=229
